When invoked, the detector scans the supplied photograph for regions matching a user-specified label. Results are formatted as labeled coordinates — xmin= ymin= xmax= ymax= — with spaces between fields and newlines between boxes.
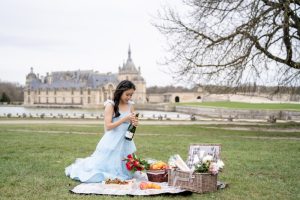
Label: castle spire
xmin=128 ymin=45 xmax=132 ymax=61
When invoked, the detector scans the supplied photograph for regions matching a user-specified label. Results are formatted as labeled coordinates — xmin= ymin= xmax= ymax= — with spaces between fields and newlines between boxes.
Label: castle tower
xmin=24 ymin=67 xmax=41 ymax=105
xmin=25 ymin=67 xmax=38 ymax=86
xmin=118 ymin=46 xmax=146 ymax=103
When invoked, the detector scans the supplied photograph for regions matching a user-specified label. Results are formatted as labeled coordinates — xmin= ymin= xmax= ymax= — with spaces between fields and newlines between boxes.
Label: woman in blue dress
xmin=65 ymin=80 xmax=138 ymax=183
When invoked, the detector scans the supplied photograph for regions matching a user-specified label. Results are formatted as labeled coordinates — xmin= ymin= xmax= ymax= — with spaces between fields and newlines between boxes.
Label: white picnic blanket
xmin=70 ymin=182 xmax=187 ymax=196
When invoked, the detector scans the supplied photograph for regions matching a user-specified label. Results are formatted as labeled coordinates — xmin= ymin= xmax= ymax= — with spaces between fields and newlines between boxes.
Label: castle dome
xmin=26 ymin=67 xmax=37 ymax=79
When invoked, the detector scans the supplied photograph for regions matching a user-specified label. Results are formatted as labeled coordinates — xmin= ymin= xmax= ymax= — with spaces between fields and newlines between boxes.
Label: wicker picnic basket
xmin=168 ymin=168 xmax=217 ymax=193
xmin=146 ymin=169 xmax=168 ymax=182
xmin=167 ymin=144 xmax=220 ymax=193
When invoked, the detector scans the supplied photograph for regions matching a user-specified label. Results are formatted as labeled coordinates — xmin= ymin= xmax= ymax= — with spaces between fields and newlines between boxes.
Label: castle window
xmin=88 ymin=97 xmax=91 ymax=104
xmin=54 ymin=97 xmax=56 ymax=103
xmin=80 ymin=97 xmax=83 ymax=104
xmin=54 ymin=89 xmax=56 ymax=95
xmin=71 ymin=89 xmax=74 ymax=95
xmin=28 ymin=97 xmax=30 ymax=103
xmin=88 ymin=89 xmax=91 ymax=95
xmin=28 ymin=90 xmax=30 ymax=95
xmin=80 ymin=88 xmax=83 ymax=95
xmin=38 ymin=89 xmax=40 ymax=95
xmin=72 ymin=97 xmax=74 ymax=104
xmin=46 ymin=89 xmax=48 ymax=95
xmin=39 ymin=97 xmax=40 ymax=103
xmin=46 ymin=97 xmax=49 ymax=103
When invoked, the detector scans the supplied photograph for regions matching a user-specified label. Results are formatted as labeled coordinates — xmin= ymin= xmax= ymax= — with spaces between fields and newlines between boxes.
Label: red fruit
xmin=126 ymin=162 xmax=133 ymax=170
xmin=127 ymin=154 xmax=133 ymax=159
xmin=133 ymin=161 xmax=140 ymax=167
xmin=139 ymin=182 xmax=148 ymax=190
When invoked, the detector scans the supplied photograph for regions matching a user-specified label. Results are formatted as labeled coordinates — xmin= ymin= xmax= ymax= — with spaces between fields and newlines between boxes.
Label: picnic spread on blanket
xmin=69 ymin=144 xmax=227 ymax=196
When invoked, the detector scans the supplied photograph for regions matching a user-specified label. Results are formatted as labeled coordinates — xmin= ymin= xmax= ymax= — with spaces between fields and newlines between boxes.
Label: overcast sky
xmin=0 ymin=0 xmax=183 ymax=87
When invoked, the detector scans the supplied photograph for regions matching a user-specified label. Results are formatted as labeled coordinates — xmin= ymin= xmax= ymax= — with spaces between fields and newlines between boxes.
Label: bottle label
xmin=125 ymin=131 xmax=133 ymax=139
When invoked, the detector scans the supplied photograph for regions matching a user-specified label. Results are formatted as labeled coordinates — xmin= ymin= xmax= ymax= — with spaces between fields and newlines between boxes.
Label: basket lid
xmin=186 ymin=144 xmax=221 ymax=168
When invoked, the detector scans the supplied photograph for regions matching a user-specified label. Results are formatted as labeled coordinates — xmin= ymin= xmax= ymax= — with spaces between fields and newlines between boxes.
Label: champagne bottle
xmin=125 ymin=113 xmax=139 ymax=141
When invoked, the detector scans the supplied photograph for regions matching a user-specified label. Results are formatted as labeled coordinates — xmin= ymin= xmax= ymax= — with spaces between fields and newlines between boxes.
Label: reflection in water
xmin=0 ymin=106 xmax=191 ymax=120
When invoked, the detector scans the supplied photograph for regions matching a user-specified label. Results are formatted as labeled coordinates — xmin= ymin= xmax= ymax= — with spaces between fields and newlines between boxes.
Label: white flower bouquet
xmin=193 ymin=155 xmax=224 ymax=175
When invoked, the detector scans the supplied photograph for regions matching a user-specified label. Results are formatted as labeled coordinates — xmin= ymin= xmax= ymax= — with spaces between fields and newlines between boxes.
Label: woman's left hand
xmin=131 ymin=114 xmax=139 ymax=127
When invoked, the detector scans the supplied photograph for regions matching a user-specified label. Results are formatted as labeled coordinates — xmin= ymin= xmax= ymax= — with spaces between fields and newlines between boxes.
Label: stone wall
xmin=147 ymin=92 xmax=202 ymax=103
xmin=135 ymin=103 xmax=300 ymax=121
xmin=202 ymin=93 xmax=300 ymax=103
xmin=175 ymin=106 xmax=300 ymax=121
xmin=135 ymin=103 xmax=176 ymax=112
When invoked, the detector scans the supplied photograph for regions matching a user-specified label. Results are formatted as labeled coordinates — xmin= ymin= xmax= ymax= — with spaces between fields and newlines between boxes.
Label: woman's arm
xmin=104 ymin=104 xmax=132 ymax=131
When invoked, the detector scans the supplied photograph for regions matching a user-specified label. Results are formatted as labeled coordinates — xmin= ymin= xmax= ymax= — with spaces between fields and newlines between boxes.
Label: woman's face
xmin=120 ymin=88 xmax=135 ymax=103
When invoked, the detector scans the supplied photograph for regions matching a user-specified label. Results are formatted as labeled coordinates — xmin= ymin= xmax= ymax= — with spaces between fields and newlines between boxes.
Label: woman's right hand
xmin=123 ymin=113 xmax=134 ymax=123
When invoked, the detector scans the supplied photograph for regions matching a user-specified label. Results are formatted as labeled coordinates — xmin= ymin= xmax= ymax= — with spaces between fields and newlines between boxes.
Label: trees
xmin=0 ymin=81 xmax=24 ymax=103
xmin=155 ymin=0 xmax=300 ymax=86
xmin=0 ymin=92 xmax=11 ymax=104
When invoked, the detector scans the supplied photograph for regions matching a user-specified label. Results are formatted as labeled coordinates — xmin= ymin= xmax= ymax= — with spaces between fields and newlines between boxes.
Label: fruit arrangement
xmin=149 ymin=161 xmax=168 ymax=170
xmin=139 ymin=182 xmax=162 ymax=190
xmin=147 ymin=161 xmax=169 ymax=182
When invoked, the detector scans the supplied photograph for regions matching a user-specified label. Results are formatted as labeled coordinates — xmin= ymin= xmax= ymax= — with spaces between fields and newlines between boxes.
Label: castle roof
xmin=26 ymin=47 xmax=144 ymax=90
xmin=27 ymin=70 xmax=118 ymax=90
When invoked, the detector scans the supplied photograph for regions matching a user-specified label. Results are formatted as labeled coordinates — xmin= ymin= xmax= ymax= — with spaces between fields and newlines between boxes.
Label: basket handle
xmin=163 ymin=169 xmax=168 ymax=178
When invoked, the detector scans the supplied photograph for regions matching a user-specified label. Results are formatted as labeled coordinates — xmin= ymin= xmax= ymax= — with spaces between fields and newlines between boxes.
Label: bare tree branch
xmin=154 ymin=0 xmax=300 ymax=86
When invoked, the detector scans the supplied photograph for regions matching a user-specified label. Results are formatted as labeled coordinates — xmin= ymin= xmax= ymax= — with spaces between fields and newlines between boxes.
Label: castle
xmin=24 ymin=47 xmax=146 ymax=108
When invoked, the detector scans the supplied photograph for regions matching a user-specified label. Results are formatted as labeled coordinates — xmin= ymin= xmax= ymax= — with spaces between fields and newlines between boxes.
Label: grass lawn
xmin=176 ymin=101 xmax=300 ymax=111
xmin=0 ymin=122 xmax=299 ymax=200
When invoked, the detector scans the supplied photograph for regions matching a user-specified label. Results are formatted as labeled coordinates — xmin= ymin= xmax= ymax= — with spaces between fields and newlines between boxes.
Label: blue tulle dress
xmin=65 ymin=102 xmax=136 ymax=183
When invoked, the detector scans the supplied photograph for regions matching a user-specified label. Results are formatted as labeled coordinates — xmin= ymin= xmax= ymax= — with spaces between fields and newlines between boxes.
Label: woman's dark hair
xmin=113 ymin=80 xmax=136 ymax=117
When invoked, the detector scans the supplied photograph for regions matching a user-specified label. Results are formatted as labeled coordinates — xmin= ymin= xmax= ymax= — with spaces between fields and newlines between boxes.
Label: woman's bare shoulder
xmin=104 ymin=100 xmax=114 ymax=106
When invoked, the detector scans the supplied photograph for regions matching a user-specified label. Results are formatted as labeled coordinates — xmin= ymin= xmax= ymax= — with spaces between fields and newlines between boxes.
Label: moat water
xmin=0 ymin=106 xmax=191 ymax=120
